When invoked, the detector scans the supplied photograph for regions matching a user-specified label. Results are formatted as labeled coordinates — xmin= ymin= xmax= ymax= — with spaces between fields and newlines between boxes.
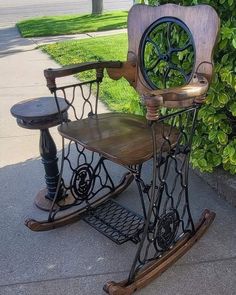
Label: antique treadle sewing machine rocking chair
xmin=14 ymin=3 xmax=220 ymax=294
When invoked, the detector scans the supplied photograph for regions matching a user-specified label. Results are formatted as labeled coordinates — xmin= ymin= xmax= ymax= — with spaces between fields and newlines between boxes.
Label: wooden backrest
xmin=127 ymin=4 xmax=220 ymax=95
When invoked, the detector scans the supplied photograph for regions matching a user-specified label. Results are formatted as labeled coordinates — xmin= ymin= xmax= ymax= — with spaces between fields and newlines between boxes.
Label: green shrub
xmin=146 ymin=0 xmax=236 ymax=173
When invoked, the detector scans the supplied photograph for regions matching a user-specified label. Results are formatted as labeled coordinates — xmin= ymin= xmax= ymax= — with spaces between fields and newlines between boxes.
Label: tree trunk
xmin=92 ymin=0 xmax=103 ymax=14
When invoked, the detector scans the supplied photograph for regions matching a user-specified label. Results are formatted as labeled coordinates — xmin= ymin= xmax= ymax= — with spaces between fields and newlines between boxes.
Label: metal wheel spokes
xmin=140 ymin=17 xmax=195 ymax=89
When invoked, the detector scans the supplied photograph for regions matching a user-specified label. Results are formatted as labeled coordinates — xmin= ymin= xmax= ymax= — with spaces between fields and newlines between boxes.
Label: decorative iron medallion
xmin=140 ymin=17 xmax=195 ymax=89
xmin=155 ymin=209 xmax=180 ymax=250
xmin=71 ymin=164 xmax=94 ymax=200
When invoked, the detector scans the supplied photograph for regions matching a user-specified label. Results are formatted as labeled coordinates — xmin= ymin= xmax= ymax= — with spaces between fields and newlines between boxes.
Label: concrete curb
xmin=193 ymin=168 xmax=236 ymax=207
xmin=28 ymin=28 xmax=127 ymax=47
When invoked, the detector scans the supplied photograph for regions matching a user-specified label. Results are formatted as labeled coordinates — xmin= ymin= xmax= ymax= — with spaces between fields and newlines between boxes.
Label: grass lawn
xmin=42 ymin=34 xmax=142 ymax=114
xmin=17 ymin=11 xmax=128 ymax=37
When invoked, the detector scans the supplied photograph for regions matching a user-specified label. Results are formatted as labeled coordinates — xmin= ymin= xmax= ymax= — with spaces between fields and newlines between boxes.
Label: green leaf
xmin=208 ymin=130 xmax=218 ymax=141
xmin=193 ymin=136 xmax=202 ymax=147
xmin=219 ymin=121 xmax=232 ymax=134
xmin=232 ymin=38 xmax=236 ymax=49
xmin=228 ymin=146 xmax=235 ymax=158
xmin=198 ymin=158 xmax=208 ymax=168
xmin=218 ymin=93 xmax=229 ymax=105
xmin=212 ymin=154 xmax=222 ymax=166
xmin=229 ymin=153 xmax=236 ymax=165
xmin=219 ymin=39 xmax=228 ymax=49
xmin=221 ymin=53 xmax=229 ymax=64
xmin=230 ymin=102 xmax=236 ymax=116
xmin=217 ymin=131 xmax=228 ymax=145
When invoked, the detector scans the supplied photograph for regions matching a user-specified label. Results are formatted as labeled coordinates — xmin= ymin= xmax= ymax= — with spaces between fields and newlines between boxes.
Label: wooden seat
xmin=58 ymin=113 xmax=179 ymax=166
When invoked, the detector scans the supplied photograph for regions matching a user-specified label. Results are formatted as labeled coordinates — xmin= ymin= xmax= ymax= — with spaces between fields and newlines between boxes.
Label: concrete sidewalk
xmin=0 ymin=26 xmax=235 ymax=295
xmin=29 ymin=28 xmax=127 ymax=47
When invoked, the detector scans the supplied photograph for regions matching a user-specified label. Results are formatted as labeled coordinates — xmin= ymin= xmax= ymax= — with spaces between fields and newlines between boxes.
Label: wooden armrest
xmin=149 ymin=74 xmax=208 ymax=103
xmin=44 ymin=61 xmax=122 ymax=79
xmin=44 ymin=61 xmax=122 ymax=91
xmin=144 ymin=74 xmax=209 ymax=120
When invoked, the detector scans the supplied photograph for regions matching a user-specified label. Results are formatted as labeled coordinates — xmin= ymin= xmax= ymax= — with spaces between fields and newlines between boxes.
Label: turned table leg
xmin=11 ymin=96 xmax=69 ymax=212
xmin=34 ymin=128 xmax=65 ymax=211
xmin=39 ymin=128 xmax=63 ymax=201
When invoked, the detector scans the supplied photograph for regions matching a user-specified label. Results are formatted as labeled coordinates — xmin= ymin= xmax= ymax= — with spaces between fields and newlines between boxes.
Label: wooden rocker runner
xmin=25 ymin=3 xmax=220 ymax=294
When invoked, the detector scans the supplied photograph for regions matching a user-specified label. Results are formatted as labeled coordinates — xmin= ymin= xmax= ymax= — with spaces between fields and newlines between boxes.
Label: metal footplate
xmin=83 ymin=199 xmax=145 ymax=245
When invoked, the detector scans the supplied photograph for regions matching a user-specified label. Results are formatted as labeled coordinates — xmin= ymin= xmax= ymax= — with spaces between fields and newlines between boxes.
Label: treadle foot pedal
xmin=83 ymin=199 xmax=144 ymax=245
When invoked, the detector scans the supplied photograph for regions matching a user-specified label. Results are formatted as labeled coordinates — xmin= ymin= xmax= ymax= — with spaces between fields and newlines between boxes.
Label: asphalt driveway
xmin=0 ymin=0 xmax=133 ymax=27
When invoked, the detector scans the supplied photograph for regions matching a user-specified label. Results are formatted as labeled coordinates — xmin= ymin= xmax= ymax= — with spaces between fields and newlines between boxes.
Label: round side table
xmin=11 ymin=96 xmax=68 ymax=211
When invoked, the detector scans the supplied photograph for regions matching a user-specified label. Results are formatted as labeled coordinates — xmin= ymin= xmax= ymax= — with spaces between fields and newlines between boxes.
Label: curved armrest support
xmin=144 ymin=74 xmax=209 ymax=120
xmin=44 ymin=61 xmax=122 ymax=91
xmin=107 ymin=61 xmax=137 ymax=87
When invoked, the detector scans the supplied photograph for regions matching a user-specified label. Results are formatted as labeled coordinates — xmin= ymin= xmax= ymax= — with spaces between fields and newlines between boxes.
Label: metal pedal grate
xmin=83 ymin=199 xmax=145 ymax=245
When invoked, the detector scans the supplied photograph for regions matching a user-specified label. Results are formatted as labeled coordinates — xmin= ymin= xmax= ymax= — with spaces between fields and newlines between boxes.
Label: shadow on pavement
xmin=0 ymin=26 xmax=35 ymax=55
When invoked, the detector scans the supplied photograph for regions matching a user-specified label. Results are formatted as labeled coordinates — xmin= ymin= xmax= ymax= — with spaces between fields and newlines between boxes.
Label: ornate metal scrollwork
xmin=155 ymin=209 xmax=180 ymax=250
xmin=71 ymin=164 xmax=95 ymax=200
xmin=140 ymin=17 xmax=195 ymax=89
xmin=128 ymin=107 xmax=198 ymax=283
xmin=54 ymin=79 xmax=100 ymax=122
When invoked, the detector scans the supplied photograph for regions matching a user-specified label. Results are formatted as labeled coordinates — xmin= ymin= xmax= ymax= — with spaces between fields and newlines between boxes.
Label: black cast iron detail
xmin=48 ymin=142 xmax=117 ymax=222
xmin=155 ymin=209 xmax=180 ymax=250
xmin=127 ymin=106 xmax=199 ymax=283
xmin=71 ymin=164 xmax=95 ymax=200
xmin=45 ymin=76 xmax=121 ymax=221
xmin=83 ymin=199 xmax=145 ymax=245
xmin=53 ymin=79 xmax=100 ymax=122
xmin=140 ymin=17 xmax=195 ymax=89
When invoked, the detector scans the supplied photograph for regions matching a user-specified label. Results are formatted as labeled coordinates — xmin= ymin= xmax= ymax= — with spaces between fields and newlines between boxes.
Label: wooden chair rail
xmin=44 ymin=60 xmax=123 ymax=91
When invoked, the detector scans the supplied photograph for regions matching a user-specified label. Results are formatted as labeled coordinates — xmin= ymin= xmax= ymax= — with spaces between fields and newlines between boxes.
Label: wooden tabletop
xmin=11 ymin=96 xmax=68 ymax=121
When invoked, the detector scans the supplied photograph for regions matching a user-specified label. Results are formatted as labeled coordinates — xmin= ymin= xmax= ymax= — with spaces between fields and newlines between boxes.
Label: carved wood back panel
xmin=127 ymin=4 xmax=220 ymax=95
